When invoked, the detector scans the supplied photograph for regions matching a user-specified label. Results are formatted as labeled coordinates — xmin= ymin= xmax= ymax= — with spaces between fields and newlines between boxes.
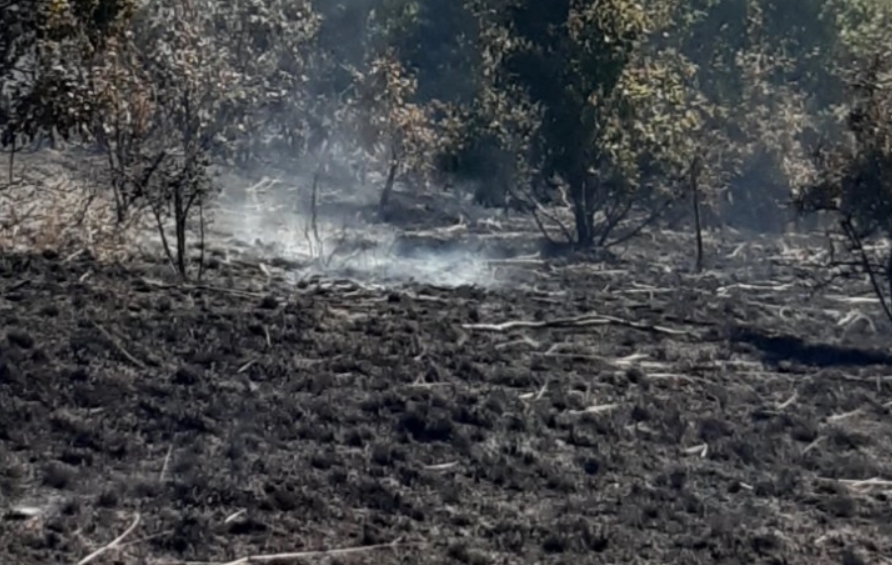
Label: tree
xmin=476 ymin=0 xmax=725 ymax=247
xmin=0 ymin=0 xmax=136 ymax=150
xmin=206 ymin=0 xmax=321 ymax=166
xmin=90 ymin=0 xmax=320 ymax=278
xmin=339 ymin=51 xmax=441 ymax=219
xmin=797 ymin=44 xmax=892 ymax=325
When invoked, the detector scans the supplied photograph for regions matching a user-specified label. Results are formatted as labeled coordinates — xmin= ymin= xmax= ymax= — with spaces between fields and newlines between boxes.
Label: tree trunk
xmin=569 ymin=170 xmax=595 ymax=247
xmin=886 ymin=241 xmax=892 ymax=312
xmin=691 ymin=156 xmax=704 ymax=272
xmin=377 ymin=158 xmax=398 ymax=222
xmin=174 ymin=188 xmax=187 ymax=279
xmin=573 ymin=198 xmax=594 ymax=247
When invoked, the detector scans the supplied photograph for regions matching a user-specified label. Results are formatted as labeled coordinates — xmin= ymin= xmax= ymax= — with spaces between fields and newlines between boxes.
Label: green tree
xmin=478 ymin=0 xmax=717 ymax=246
xmin=0 ymin=0 xmax=136 ymax=148
xmin=796 ymin=2 xmax=892 ymax=323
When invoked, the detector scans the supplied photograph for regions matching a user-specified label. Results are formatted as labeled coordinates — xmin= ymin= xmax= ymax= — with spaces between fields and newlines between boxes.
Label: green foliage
xmin=800 ymin=48 xmax=892 ymax=236
xmin=795 ymin=39 xmax=892 ymax=323
xmin=831 ymin=0 xmax=892 ymax=58
xmin=474 ymin=0 xmax=710 ymax=244
xmin=0 ymin=0 xmax=136 ymax=146
xmin=4 ymin=0 xmax=892 ymax=254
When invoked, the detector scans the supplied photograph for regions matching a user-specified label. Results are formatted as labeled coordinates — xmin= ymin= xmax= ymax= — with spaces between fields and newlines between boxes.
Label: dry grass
xmin=0 ymin=149 xmax=148 ymax=260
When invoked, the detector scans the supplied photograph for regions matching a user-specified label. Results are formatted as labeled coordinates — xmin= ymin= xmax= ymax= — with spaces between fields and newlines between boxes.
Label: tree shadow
xmin=730 ymin=326 xmax=892 ymax=368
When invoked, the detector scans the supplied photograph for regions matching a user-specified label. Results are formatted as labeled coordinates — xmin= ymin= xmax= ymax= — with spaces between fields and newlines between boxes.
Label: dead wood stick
xmin=91 ymin=321 xmax=146 ymax=369
xmin=462 ymin=313 xmax=692 ymax=336
xmin=818 ymin=476 xmax=892 ymax=489
xmin=77 ymin=513 xmax=141 ymax=565
xmin=159 ymin=445 xmax=173 ymax=482
xmin=4 ymin=279 xmax=30 ymax=293
xmin=137 ymin=278 xmax=265 ymax=298
xmin=218 ymin=540 xmax=411 ymax=565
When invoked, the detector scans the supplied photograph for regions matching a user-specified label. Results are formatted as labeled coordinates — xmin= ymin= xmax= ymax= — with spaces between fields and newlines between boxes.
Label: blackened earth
xmin=2 ymin=235 xmax=892 ymax=565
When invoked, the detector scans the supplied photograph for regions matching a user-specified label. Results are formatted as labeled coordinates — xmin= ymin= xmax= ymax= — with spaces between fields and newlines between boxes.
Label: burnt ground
xmin=3 ymin=225 xmax=892 ymax=565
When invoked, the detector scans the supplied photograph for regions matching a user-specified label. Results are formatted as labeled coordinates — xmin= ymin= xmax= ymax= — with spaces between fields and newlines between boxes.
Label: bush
xmin=798 ymin=47 xmax=892 ymax=322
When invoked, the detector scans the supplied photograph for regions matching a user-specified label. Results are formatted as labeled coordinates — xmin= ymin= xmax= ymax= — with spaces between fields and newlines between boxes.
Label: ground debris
xmin=1 ymin=234 xmax=892 ymax=565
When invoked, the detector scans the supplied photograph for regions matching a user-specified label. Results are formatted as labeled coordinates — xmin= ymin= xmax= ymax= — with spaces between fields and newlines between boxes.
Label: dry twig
xmin=159 ymin=445 xmax=173 ymax=482
xmin=217 ymin=540 xmax=411 ymax=565
xmin=76 ymin=513 xmax=141 ymax=565
xmin=462 ymin=313 xmax=692 ymax=336
xmin=91 ymin=321 xmax=146 ymax=369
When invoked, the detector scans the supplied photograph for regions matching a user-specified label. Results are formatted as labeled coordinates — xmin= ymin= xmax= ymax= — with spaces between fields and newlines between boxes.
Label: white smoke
xmin=211 ymin=173 xmax=500 ymax=288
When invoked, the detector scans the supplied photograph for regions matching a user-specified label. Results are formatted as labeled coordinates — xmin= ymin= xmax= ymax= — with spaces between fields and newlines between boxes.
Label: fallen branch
xmin=218 ymin=540 xmax=411 ymax=565
xmin=92 ymin=321 xmax=146 ymax=369
xmin=568 ymin=403 xmax=619 ymax=415
xmin=159 ymin=445 xmax=173 ymax=482
xmin=462 ymin=313 xmax=693 ymax=336
xmin=827 ymin=408 xmax=864 ymax=423
xmin=819 ymin=476 xmax=892 ymax=490
xmin=136 ymin=277 xmax=266 ymax=299
xmin=224 ymin=509 xmax=247 ymax=524
xmin=77 ymin=513 xmax=141 ymax=565
xmin=683 ymin=443 xmax=709 ymax=458
xmin=716 ymin=282 xmax=795 ymax=295
xmin=423 ymin=462 xmax=459 ymax=471
xmin=777 ymin=392 xmax=798 ymax=410
xmin=3 ymin=279 xmax=30 ymax=293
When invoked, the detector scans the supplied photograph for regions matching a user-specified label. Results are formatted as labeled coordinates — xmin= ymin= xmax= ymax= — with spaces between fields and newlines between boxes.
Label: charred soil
xmin=2 ymin=233 xmax=892 ymax=564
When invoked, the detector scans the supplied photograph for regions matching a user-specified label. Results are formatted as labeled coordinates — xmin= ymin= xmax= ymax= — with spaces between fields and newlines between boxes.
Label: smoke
xmin=212 ymin=170 xmax=500 ymax=289
xmin=194 ymin=0 xmax=515 ymax=289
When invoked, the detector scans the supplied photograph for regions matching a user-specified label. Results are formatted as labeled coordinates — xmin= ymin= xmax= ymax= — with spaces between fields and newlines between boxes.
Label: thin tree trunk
xmin=571 ymin=173 xmax=594 ymax=248
xmin=378 ymin=162 xmax=397 ymax=221
xmin=197 ymin=198 xmax=206 ymax=281
xmin=886 ymin=238 xmax=892 ymax=318
xmin=378 ymin=146 xmax=398 ymax=222
xmin=573 ymin=204 xmax=594 ymax=247
xmin=691 ymin=155 xmax=704 ymax=272
xmin=175 ymin=187 xmax=187 ymax=279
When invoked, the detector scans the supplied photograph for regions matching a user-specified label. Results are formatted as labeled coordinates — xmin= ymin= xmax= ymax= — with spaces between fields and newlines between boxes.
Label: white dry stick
xmin=218 ymin=540 xmax=410 ymax=565
xmin=238 ymin=358 xmax=259 ymax=374
xmin=6 ymin=505 xmax=43 ymax=520
xmin=463 ymin=313 xmax=691 ymax=336
xmin=544 ymin=342 xmax=567 ymax=356
xmin=224 ymin=509 xmax=247 ymax=524
xmin=727 ymin=242 xmax=748 ymax=259
xmin=423 ymin=462 xmax=459 ymax=471
xmin=613 ymin=353 xmax=650 ymax=367
xmin=825 ymin=295 xmax=880 ymax=305
xmin=648 ymin=373 xmax=700 ymax=383
xmin=159 ymin=445 xmax=173 ymax=482
xmin=827 ymin=408 xmax=863 ymax=423
xmin=835 ymin=477 xmax=892 ymax=489
xmin=77 ymin=513 xmax=141 ymax=565
xmin=719 ymin=282 xmax=794 ymax=293
xmin=534 ymin=381 xmax=549 ymax=401
xmin=683 ymin=444 xmax=709 ymax=458
xmin=568 ymin=404 xmax=619 ymax=416
xmin=802 ymin=436 xmax=824 ymax=455
xmin=777 ymin=392 xmax=798 ymax=410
